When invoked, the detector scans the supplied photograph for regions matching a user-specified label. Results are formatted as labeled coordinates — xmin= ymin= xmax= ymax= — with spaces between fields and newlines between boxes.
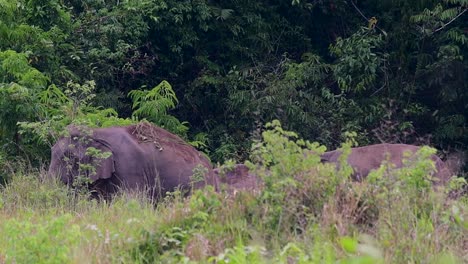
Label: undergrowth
xmin=0 ymin=121 xmax=466 ymax=263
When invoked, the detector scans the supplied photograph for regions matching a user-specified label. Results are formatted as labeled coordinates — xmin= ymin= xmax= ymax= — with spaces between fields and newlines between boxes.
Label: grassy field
xmin=0 ymin=126 xmax=466 ymax=263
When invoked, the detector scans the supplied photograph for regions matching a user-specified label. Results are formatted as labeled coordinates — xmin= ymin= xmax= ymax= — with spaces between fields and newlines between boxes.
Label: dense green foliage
xmin=0 ymin=0 xmax=467 ymax=167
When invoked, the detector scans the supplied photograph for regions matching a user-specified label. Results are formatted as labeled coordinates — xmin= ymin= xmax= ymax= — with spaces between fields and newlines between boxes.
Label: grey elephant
xmin=320 ymin=143 xmax=453 ymax=184
xmin=214 ymin=164 xmax=261 ymax=194
xmin=48 ymin=122 xmax=218 ymax=199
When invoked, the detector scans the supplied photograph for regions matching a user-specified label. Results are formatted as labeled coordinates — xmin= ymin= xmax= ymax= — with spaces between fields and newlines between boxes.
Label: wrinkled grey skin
xmin=213 ymin=164 xmax=260 ymax=193
xmin=48 ymin=125 xmax=218 ymax=199
xmin=320 ymin=143 xmax=452 ymax=184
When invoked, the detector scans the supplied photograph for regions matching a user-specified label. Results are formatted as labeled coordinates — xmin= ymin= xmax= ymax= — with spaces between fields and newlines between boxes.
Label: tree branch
xmin=350 ymin=0 xmax=369 ymax=21
xmin=434 ymin=8 xmax=467 ymax=33
xmin=349 ymin=0 xmax=387 ymax=35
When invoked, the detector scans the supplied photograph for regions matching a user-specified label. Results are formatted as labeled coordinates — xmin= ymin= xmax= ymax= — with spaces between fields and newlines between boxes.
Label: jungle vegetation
xmin=0 ymin=0 xmax=467 ymax=165
xmin=0 ymin=0 xmax=467 ymax=263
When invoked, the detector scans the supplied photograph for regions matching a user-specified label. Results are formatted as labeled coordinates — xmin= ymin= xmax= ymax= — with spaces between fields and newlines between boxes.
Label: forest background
xmin=0 ymin=0 xmax=467 ymax=177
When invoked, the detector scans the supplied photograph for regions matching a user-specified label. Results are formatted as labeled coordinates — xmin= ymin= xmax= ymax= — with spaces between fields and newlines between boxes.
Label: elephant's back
xmin=126 ymin=122 xmax=186 ymax=144
xmin=125 ymin=122 xmax=217 ymax=189
xmin=347 ymin=143 xmax=420 ymax=169
xmin=125 ymin=123 xmax=200 ymax=162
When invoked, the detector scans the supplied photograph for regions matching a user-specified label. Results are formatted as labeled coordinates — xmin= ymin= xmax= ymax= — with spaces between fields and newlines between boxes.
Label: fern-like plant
xmin=129 ymin=80 xmax=188 ymax=137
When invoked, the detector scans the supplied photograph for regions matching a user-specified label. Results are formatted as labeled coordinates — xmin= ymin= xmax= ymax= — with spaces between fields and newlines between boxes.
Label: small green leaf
xmin=340 ymin=236 xmax=358 ymax=253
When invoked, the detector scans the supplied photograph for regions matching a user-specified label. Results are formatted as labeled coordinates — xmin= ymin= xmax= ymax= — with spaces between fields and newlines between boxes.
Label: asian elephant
xmin=47 ymin=122 xmax=218 ymax=199
xmin=320 ymin=143 xmax=453 ymax=184
xmin=213 ymin=164 xmax=260 ymax=193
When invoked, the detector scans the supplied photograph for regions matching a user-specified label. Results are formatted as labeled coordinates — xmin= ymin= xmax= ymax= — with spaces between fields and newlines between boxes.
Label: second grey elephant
xmin=214 ymin=164 xmax=261 ymax=193
xmin=48 ymin=122 xmax=218 ymax=199
xmin=320 ymin=143 xmax=452 ymax=184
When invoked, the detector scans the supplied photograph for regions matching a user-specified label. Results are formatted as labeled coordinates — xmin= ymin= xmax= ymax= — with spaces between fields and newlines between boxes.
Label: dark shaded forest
xmin=1 ymin=0 xmax=467 ymax=169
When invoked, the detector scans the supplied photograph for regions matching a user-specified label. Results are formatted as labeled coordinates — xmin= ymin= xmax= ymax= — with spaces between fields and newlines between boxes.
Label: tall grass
xmin=0 ymin=122 xmax=466 ymax=263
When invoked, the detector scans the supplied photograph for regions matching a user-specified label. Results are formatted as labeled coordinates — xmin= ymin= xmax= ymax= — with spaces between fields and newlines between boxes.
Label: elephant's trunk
xmin=47 ymin=160 xmax=71 ymax=185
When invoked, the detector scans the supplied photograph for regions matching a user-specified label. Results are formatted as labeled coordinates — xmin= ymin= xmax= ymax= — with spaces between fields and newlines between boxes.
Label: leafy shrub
xmin=245 ymin=120 xmax=465 ymax=262
xmin=129 ymin=80 xmax=189 ymax=137
xmin=131 ymin=187 xmax=224 ymax=263
xmin=248 ymin=120 xmax=342 ymax=237
xmin=213 ymin=241 xmax=266 ymax=264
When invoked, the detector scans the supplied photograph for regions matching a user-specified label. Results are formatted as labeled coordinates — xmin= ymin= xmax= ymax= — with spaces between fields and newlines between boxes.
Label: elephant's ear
xmin=89 ymin=141 xmax=115 ymax=182
xmin=91 ymin=154 xmax=114 ymax=181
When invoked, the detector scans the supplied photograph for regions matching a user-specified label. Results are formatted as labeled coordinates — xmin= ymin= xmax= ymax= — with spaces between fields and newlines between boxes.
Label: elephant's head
xmin=48 ymin=126 xmax=115 ymax=186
